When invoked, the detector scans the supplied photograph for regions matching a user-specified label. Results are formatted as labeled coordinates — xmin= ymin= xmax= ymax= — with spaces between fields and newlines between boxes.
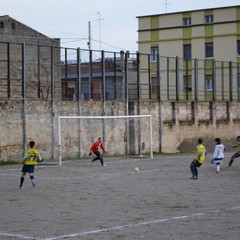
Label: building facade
xmin=0 ymin=15 xmax=61 ymax=100
xmin=137 ymin=5 xmax=240 ymax=62
xmin=137 ymin=5 xmax=240 ymax=101
xmin=61 ymin=50 xmax=138 ymax=102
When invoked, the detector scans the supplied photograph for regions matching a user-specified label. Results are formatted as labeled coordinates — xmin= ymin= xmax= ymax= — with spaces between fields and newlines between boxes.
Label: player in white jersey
xmin=211 ymin=138 xmax=225 ymax=173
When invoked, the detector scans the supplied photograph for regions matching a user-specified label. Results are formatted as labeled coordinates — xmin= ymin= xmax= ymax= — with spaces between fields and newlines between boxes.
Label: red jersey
xmin=90 ymin=141 xmax=105 ymax=152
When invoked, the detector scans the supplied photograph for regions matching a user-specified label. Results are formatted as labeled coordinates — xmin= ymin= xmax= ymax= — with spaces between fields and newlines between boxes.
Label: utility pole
xmin=95 ymin=12 xmax=104 ymax=50
xmin=88 ymin=21 xmax=91 ymax=50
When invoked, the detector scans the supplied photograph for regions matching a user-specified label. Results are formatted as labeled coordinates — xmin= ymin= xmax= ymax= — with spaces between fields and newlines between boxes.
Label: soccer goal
xmin=57 ymin=115 xmax=153 ymax=166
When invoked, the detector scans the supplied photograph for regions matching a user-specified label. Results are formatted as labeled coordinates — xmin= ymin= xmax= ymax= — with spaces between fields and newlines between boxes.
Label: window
xmin=205 ymin=15 xmax=214 ymax=24
xmin=0 ymin=21 xmax=4 ymax=28
xmin=205 ymin=74 xmax=213 ymax=91
xmin=237 ymin=40 xmax=240 ymax=56
xmin=183 ymin=75 xmax=192 ymax=91
xmin=151 ymin=47 xmax=159 ymax=62
xmin=183 ymin=44 xmax=191 ymax=59
xmin=183 ymin=17 xmax=191 ymax=26
xmin=205 ymin=42 xmax=213 ymax=58
xmin=11 ymin=22 xmax=15 ymax=29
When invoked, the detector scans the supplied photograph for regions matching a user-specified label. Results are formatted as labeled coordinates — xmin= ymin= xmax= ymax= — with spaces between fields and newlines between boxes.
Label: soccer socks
xmin=216 ymin=164 xmax=220 ymax=173
xmin=194 ymin=168 xmax=198 ymax=178
xmin=190 ymin=166 xmax=198 ymax=179
xmin=99 ymin=157 xmax=104 ymax=166
xmin=19 ymin=177 xmax=24 ymax=188
xmin=228 ymin=158 xmax=234 ymax=167
xmin=19 ymin=176 xmax=36 ymax=188
xmin=30 ymin=176 xmax=36 ymax=187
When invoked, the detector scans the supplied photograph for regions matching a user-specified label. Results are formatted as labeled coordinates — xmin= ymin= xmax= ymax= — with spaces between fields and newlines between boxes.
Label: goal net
xmin=57 ymin=115 xmax=153 ymax=165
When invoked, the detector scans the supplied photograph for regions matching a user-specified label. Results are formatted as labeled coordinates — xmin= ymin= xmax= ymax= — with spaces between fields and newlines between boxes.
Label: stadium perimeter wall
xmin=0 ymin=99 xmax=240 ymax=161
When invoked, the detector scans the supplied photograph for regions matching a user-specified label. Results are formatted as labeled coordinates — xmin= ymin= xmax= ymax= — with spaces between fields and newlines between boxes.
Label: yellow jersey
xmin=235 ymin=145 xmax=240 ymax=152
xmin=195 ymin=144 xmax=206 ymax=164
xmin=19 ymin=149 xmax=42 ymax=166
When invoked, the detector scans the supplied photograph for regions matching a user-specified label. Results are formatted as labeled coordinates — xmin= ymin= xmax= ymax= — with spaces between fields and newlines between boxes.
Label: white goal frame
xmin=58 ymin=115 xmax=153 ymax=166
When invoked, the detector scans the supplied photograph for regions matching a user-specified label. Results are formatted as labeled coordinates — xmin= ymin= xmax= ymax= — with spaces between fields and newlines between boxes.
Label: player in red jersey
xmin=89 ymin=137 xmax=107 ymax=166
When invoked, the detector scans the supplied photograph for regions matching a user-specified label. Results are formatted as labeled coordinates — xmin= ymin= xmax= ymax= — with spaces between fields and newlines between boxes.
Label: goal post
xmin=58 ymin=115 xmax=153 ymax=166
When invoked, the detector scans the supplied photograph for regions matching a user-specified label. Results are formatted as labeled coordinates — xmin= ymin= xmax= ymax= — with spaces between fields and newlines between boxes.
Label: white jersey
xmin=213 ymin=143 xmax=225 ymax=159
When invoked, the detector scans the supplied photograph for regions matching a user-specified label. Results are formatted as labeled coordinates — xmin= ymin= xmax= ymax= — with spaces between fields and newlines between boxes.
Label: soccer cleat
xmin=103 ymin=163 xmax=106 ymax=167
xmin=19 ymin=185 xmax=22 ymax=189
xmin=91 ymin=160 xmax=95 ymax=165
xmin=190 ymin=176 xmax=198 ymax=180
xmin=31 ymin=180 xmax=36 ymax=187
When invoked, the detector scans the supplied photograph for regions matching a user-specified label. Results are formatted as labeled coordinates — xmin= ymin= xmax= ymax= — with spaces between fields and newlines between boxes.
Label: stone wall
xmin=0 ymin=99 xmax=239 ymax=161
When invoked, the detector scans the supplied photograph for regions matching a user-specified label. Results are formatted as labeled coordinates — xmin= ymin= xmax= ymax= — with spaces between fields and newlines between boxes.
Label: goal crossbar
xmin=58 ymin=115 xmax=153 ymax=166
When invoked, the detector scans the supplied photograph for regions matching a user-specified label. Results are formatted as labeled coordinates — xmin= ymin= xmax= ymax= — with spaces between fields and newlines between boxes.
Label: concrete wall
xmin=0 ymin=99 xmax=239 ymax=161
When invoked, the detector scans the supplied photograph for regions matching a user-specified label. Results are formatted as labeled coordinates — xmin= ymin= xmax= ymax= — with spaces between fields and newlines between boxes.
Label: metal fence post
xmin=51 ymin=46 xmax=55 ymax=160
xmin=77 ymin=48 xmax=82 ymax=157
xmin=175 ymin=56 xmax=179 ymax=101
xmin=101 ymin=50 xmax=106 ymax=145
xmin=22 ymin=43 xmax=27 ymax=152
xmin=229 ymin=61 xmax=233 ymax=102
xmin=212 ymin=60 xmax=216 ymax=101
xmin=194 ymin=58 xmax=198 ymax=101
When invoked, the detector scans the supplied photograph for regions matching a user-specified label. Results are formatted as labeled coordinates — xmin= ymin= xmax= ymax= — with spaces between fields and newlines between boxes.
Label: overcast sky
xmin=1 ymin=0 xmax=240 ymax=52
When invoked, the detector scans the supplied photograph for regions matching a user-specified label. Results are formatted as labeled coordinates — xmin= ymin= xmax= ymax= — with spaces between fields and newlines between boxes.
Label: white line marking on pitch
xmin=1 ymin=206 xmax=240 ymax=240
xmin=0 ymin=232 xmax=41 ymax=240
xmin=45 ymin=205 xmax=240 ymax=240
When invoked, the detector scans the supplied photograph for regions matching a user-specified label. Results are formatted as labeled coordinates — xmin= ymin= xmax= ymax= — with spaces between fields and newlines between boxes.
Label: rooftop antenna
xmin=95 ymin=12 xmax=104 ymax=50
xmin=163 ymin=0 xmax=170 ymax=13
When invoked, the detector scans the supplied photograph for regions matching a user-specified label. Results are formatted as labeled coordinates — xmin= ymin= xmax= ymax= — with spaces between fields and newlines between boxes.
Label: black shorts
xmin=191 ymin=160 xmax=202 ymax=168
xmin=194 ymin=161 xmax=202 ymax=168
xmin=21 ymin=165 xmax=35 ymax=173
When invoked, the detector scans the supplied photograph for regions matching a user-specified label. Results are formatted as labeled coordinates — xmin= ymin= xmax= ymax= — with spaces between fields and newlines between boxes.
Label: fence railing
xmin=0 ymin=41 xmax=239 ymax=102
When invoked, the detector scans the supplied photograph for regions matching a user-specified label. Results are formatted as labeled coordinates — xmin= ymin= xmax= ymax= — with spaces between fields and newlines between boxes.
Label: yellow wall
xmin=159 ymin=13 xmax=182 ymax=28
xmin=159 ymin=40 xmax=182 ymax=56
xmin=214 ymin=23 xmax=236 ymax=35
xmin=192 ymin=26 xmax=205 ymax=38
xmin=214 ymin=36 xmax=236 ymax=61
xmin=214 ymin=8 xmax=236 ymax=22
xmin=138 ymin=17 xmax=150 ymax=30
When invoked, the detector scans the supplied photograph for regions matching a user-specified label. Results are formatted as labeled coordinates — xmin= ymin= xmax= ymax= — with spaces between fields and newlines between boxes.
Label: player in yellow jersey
xmin=190 ymin=138 xmax=207 ymax=180
xmin=19 ymin=140 xmax=42 ymax=189
xmin=228 ymin=136 xmax=240 ymax=167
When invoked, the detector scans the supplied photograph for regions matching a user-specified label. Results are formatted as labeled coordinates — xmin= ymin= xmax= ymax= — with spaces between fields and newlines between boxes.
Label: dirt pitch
xmin=0 ymin=153 xmax=240 ymax=240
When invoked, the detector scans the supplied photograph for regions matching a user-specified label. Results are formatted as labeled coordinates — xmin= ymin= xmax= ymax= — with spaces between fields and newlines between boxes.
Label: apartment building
xmin=137 ymin=5 xmax=240 ymax=101
xmin=138 ymin=5 xmax=240 ymax=61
